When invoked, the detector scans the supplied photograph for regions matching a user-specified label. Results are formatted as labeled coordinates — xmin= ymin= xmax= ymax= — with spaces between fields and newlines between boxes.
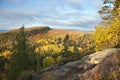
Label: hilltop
xmin=9 ymin=26 xmax=50 ymax=36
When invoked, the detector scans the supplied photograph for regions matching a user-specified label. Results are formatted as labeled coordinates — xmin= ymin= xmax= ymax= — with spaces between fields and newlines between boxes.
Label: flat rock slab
xmin=32 ymin=48 xmax=120 ymax=80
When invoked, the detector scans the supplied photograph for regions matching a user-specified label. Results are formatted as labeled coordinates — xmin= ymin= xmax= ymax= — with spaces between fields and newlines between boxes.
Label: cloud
xmin=92 ymin=0 xmax=103 ymax=10
xmin=0 ymin=0 xmax=102 ymax=30
xmin=0 ymin=8 xmax=101 ymax=30
xmin=0 ymin=9 xmax=38 ymax=29
xmin=61 ymin=13 xmax=101 ymax=30
xmin=66 ymin=0 xmax=83 ymax=5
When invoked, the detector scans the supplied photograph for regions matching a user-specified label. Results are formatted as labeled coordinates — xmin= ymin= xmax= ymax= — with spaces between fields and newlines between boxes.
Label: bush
xmin=94 ymin=19 xmax=120 ymax=51
xmin=42 ymin=56 xmax=55 ymax=68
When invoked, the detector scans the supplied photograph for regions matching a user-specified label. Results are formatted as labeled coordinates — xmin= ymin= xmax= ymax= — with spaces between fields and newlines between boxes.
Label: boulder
xmin=32 ymin=48 xmax=120 ymax=80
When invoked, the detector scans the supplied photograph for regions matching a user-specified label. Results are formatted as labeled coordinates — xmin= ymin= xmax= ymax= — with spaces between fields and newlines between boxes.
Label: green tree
xmin=60 ymin=34 xmax=74 ymax=63
xmin=8 ymin=26 xmax=35 ymax=80
xmin=0 ymin=56 xmax=6 ymax=71
xmin=72 ymin=42 xmax=82 ymax=60
xmin=63 ymin=34 xmax=69 ymax=51
xmin=61 ymin=34 xmax=70 ymax=57
xmin=0 ymin=56 xmax=7 ymax=80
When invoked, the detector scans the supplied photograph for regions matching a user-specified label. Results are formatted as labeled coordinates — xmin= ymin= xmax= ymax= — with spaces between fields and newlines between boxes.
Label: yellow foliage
xmin=1 ymin=50 xmax=10 ymax=58
xmin=35 ymin=48 xmax=40 ymax=53
xmin=35 ymin=44 xmax=62 ymax=56
xmin=94 ymin=17 xmax=120 ymax=51
xmin=35 ymin=37 xmax=63 ymax=56
xmin=68 ymin=46 xmax=74 ymax=52
xmin=78 ymin=47 xmax=83 ymax=51
xmin=42 ymin=56 xmax=55 ymax=68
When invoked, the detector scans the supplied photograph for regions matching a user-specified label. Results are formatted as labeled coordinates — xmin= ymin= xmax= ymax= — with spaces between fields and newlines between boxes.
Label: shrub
xmin=42 ymin=56 xmax=55 ymax=68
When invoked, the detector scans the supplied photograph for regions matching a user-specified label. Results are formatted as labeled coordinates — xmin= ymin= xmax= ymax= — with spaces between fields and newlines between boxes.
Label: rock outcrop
xmin=32 ymin=48 xmax=120 ymax=80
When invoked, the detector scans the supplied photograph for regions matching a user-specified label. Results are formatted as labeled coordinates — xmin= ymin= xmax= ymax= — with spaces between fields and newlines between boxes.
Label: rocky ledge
xmin=32 ymin=48 xmax=120 ymax=80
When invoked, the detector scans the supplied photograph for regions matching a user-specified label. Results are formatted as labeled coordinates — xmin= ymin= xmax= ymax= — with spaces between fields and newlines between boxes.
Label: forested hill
xmin=0 ymin=26 xmax=91 ymax=43
xmin=0 ymin=26 xmax=92 ymax=55
xmin=0 ymin=26 xmax=50 ymax=42
xmin=0 ymin=26 xmax=50 ymax=54
xmin=9 ymin=26 xmax=51 ymax=36
xmin=0 ymin=30 xmax=8 ymax=33
xmin=0 ymin=26 xmax=50 ymax=37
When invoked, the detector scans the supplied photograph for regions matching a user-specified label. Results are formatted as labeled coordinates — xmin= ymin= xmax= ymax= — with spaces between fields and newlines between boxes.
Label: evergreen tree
xmin=60 ymin=34 xmax=73 ymax=63
xmin=8 ymin=25 xmax=35 ymax=80
xmin=62 ymin=34 xmax=70 ymax=57
xmin=73 ymin=42 xmax=80 ymax=60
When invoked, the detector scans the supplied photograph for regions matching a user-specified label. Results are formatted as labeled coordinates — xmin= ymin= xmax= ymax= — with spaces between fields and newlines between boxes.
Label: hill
xmin=0 ymin=26 xmax=51 ymax=54
xmin=0 ymin=26 xmax=92 ymax=39
xmin=0 ymin=26 xmax=92 ymax=54
xmin=28 ymin=28 xmax=88 ymax=42
xmin=0 ymin=30 xmax=8 ymax=33
xmin=10 ymin=26 xmax=51 ymax=36
xmin=0 ymin=26 xmax=90 ymax=43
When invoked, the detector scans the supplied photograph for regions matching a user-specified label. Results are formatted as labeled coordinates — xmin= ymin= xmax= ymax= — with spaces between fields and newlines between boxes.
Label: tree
xmin=98 ymin=0 xmax=120 ymax=21
xmin=0 ymin=56 xmax=7 ymax=74
xmin=8 ymin=25 xmax=35 ymax=80
xmin=94 ymin=0 xmax=120 ymax=51
xmin=98 ymin=0 xmax=113 ymax=20
xmin=61 ymin=34 xmax=70 ymax=57
xmin=72 ymin=42 xmax=82 ymax=60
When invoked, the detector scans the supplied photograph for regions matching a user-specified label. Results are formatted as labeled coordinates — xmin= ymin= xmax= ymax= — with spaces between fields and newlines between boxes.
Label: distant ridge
xmin=10 ymin=26 xmax=50 ymax=32
xmin=25 ymin=26 xmax=51 ymax=37
xmin=9 ymin=26 xmax=51 ymax=37
xmin=25 ymin=26 xmax=50 ymax=31
xmin=0 ymin=26 xmax=92 ymax=47
xmin=0 ymin=30 xmax=8 ymax=33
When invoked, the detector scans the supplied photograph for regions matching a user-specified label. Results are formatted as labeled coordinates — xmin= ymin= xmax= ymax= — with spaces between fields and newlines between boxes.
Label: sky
xmin=0 ymin=0 xmax=103 ymax=30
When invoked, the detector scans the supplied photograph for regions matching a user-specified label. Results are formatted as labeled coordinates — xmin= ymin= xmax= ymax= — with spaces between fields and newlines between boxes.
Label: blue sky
xmin=0 ymin=0 xmax=103 ymax=30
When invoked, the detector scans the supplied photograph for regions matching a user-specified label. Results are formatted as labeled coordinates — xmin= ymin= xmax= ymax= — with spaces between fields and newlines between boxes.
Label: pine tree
xmin=8 ymin=25 xmax=35 ymax=80
xmin=73 ymin=42 xmax=80 ymax=60
xmin=62 ymin=34 xmax=70 ymax=57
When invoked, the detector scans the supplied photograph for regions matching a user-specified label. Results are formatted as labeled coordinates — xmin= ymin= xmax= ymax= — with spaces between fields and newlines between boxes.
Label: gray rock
xmin=32 ymin=48 xmax=120 ymax=80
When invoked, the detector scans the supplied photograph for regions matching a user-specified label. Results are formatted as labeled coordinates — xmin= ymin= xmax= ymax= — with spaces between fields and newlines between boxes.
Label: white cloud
xmin=0 ymin=0 xmax=102 ymax=30
xmin=66 ymin=0 xmax=83 ymax=5
xmin=93 ymin=0 xmax=103 ymax=10
xmin=0 ymin=7 xmax=101 ymax=30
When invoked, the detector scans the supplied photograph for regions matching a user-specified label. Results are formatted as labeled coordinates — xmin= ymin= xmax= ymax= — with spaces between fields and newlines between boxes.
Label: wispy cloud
xmin=66 ymin=0 xmax=83 ymax=6
xmin=0 ymin=0 xmax=103 ymax=30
